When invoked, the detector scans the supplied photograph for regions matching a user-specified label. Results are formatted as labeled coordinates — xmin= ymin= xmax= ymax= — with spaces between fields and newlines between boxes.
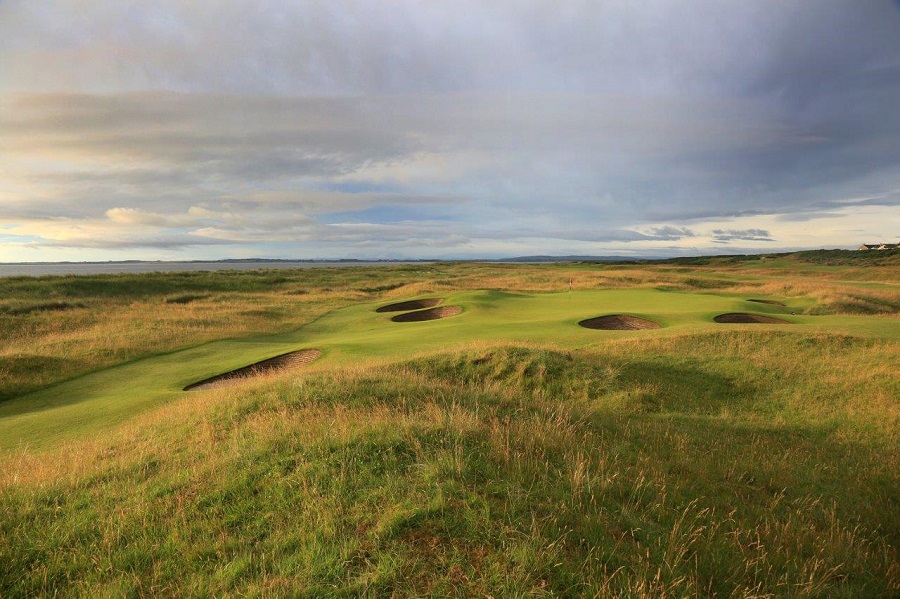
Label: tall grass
xmin=1 ymin=336 xmax=897 ymax=596
xmin=0 ymin=259 xmax=897 ymax=594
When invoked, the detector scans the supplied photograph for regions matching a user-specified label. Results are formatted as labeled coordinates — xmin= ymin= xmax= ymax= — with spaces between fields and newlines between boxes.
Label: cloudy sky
xmin=1 ymin=1 xmax=899 ymax=261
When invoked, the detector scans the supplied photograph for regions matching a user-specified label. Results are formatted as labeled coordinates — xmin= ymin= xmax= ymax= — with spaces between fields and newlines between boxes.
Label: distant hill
xmin=783 ymin=248 xmax=900 ymax=266
xmin=659 ymin=249 xmax=900 ymax=267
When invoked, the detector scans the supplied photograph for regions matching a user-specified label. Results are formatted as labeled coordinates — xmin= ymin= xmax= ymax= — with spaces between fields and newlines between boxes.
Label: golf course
xmin=1 ymin=252 xmax=898 ymax=596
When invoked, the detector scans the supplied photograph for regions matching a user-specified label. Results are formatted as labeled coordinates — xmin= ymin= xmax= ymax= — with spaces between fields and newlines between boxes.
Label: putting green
xmin=1 ymin=288 xmax=897 ymax=451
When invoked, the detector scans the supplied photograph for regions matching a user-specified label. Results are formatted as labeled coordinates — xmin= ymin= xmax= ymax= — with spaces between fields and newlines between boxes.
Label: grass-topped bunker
xmin=747 ymin=298 xmax=786 ymax=306
xmin=376 ymin=298 xmax=443 ymax=313
xmin=578 ymin=314 xmax=661 ymax=330
xmin=183 ymin=349 xmax=321 ymax=391
xmin=714 ymin=313 xmax=790 ymax=324
xmin=391 ymin=305 xmax=462 ymax=322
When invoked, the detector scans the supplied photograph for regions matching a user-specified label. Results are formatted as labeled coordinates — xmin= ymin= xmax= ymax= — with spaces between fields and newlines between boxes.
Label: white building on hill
xmin=858 ymin=242 xmax=899 ymax=250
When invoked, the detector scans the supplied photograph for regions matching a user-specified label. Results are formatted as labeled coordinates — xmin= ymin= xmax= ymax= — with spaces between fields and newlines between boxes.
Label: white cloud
xmin=105 ymin=207 xmax=198 ymax=227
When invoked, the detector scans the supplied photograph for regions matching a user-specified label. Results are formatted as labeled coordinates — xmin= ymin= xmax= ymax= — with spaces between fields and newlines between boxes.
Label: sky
xmin=1 ymin=1 xmax=899 ymax=261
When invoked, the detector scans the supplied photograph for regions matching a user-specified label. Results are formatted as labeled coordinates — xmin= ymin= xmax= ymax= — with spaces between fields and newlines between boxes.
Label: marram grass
xmin=0 ymin=254 xmax=898 ymax=596
xmin=2 ymin=339 xmax=898 ymax=596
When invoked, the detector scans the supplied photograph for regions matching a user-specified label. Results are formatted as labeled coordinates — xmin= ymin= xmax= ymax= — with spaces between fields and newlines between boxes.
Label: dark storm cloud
xmin=645 ymin=227 xmax=697 ymax=241
xmin=35 ymin=234 xmax=236 ymax=250
xmin=711 ymin=229 xmax=775 ymax=243
xmin=467 ymin=225 xmax=699 ymax=244
xmin=0 ymin=1 xmax=898 ymax=258
xmin=772 ymin=191 xmax=900 ymax=223
xmin=0 ymin=93 xmax=426 ymax=220
xmin=4 ymin=1 xmax=898 ymax=99
xmin=1 ymin=93 xmax=418 ymax=174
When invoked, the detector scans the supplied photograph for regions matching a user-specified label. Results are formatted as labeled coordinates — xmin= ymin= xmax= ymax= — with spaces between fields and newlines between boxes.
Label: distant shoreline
xmin=0 ymin=260 xmax=433 ymax=277
xmin=0 ymin=256 xmax=645 ymax=277
xmin=1 ymin=248 xmax=886 ymax=277
xmin=0 ymin=258 xmax=425 ymax=267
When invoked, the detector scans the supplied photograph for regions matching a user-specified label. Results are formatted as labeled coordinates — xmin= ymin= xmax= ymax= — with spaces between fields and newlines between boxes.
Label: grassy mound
xmin=1 ymin=340 xmax=897 ymax=596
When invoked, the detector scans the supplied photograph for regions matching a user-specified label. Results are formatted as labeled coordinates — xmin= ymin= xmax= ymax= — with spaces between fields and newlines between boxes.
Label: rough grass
xmin=0 ymin=259 xmax=897 ymax=595
xmin=2 ymin=261 xmax=896 ymax=402
xmin=0 ymin=339 xmax=896 ymax=596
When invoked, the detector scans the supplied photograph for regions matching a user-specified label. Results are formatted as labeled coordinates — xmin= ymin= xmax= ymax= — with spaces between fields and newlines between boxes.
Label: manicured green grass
xmin=0 ymin=258 xmax=897 ymax=596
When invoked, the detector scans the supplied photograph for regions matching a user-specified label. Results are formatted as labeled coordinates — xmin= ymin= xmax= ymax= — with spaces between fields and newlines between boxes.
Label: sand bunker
xmin=714 ymin=313 xmax=790 ymax=324
xmin=376 ymin=298 xmax=443 ymax=313
xmin=747 ymin=299 xmax=785 ymax=306
xmin=184 ymin=349 xmax=322 ymax=391
xmin=578 ymin=315 xmax=661 ymax=330
xmin=391 ymin=306 xmax=462 ymax=322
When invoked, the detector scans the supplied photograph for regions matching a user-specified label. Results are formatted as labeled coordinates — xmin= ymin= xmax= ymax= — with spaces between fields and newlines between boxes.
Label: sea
xmin=0 ymin=261 xmax=427 ymax=278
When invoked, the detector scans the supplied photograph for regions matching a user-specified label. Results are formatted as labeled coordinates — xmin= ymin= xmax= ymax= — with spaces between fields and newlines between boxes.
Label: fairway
xmin=0 ymin=286 xmax=895 ymax=451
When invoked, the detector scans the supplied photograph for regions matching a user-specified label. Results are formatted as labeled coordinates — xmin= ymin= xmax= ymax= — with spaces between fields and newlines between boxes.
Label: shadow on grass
xmin=0 ymin=355 xmax=90 ymax=404
xmin=609 ymin=357 xmax=757 ymax=415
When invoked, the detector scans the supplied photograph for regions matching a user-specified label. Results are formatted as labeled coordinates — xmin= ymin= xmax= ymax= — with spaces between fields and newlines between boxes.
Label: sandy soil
xmin=376 ymin=298 xmax=443 ymax=313
xmin=578 ymin=315 xmax=661 ymax=330
xmin=714 ymin=313 xmax=790 ymax=324
xmin=391 ymin=306 xmax=462 ymax=322
xmin=184 ymin=349 xmax=322 ymax=391
xmin=747 ymin=299 xmax=786 ymax=306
